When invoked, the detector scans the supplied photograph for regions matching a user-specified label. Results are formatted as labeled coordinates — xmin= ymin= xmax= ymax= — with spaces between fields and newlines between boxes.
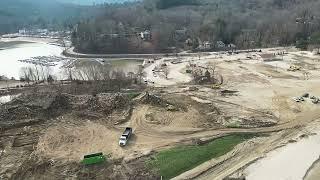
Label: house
xmin=204 ymin=41 xmax=212 ymax=49
xmin=216 ymin=41 xmax=226 ymax=48
xmin=36 ymin=29 xmax=48 ymax=34
xmin=0 ymin=75 xmax=9 ymax=81
xmin=140 ymin=30 xmax=151 ymax=41
xmin=185 ymin=38 xmax=193 ymax=46
xmin=18 ymin=29 xmax=26 ymax=35
xmin=198 ymin=41 xmax=212 ymax=50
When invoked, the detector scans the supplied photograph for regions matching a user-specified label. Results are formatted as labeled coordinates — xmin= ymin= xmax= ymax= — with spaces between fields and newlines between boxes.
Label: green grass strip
xmin=147 ymin=133 xmax=257 ymax=179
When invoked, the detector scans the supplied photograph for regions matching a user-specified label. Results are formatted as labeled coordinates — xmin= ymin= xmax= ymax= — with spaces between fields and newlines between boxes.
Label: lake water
xmin=0 ymin=41 xmax=63 ymax=79
xmin=0 ymin=40 xmax=143 ymax=80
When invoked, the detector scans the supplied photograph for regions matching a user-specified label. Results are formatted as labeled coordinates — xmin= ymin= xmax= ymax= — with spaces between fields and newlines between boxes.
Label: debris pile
xmin=134 ymin=92 xmax=179 ymax=111
xmin=135 ymin=92 xmax=168 ymax=106
xmin=81 ymin=93 xmax=129 ymax=114
xmin=0 ymin=92 xmax=130 ymax=122
xmin=293 ymin=93 xmax=319 ymax=104
xmin=0 ymin=105 xmax=42 ymax=122
xmin=310 ymin=96 xmax=319 ymax=104
xmin=224 ymin=115 xmax=277 ymax=128
xmin=45 ymin=93 xmax=71 ymax=117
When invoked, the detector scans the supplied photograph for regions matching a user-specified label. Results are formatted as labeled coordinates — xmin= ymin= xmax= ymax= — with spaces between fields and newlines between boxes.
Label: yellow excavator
xmin=212 ymin=84 xmax=221 ymax=89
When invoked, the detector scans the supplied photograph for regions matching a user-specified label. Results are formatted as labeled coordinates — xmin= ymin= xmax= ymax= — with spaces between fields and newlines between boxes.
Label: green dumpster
xmin=82 ymin=153 xmax=106 ymax=165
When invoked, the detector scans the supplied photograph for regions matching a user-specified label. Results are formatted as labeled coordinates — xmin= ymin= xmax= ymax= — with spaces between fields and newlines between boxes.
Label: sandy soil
xmin=13 ymin=46 xmax=320 ymax=179
xmin=144 ymin=59 xmax=193 ymax=86
xmin=36 ymin=121 xmax=126 ymax=161
xmin=141 ymin=47 xmax=320 ymax=179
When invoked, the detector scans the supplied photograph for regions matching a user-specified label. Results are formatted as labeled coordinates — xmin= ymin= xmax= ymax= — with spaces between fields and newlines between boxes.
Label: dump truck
xmin=82 ymin=152 xmax=106 ymax=165
xmin=119 ymin=127 xmax=133 ymax=147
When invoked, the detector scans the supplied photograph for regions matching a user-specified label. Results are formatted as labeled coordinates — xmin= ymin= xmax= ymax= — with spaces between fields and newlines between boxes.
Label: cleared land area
xmin=1 ymin=46 xmax=320 ymax=179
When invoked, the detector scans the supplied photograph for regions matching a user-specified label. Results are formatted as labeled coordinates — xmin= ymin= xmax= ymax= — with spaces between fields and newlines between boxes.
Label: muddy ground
xmin=0 ymin=88 xmax=279 ymax=179
xmin=1 ymin=47 xmax=320 ymax=180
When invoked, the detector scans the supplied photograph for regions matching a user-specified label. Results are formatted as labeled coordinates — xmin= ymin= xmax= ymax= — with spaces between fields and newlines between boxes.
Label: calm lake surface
xmin=0 ymin=40 xmax=142 ymax=80
xmin=0 ymin=41 xmax=63 ymax=79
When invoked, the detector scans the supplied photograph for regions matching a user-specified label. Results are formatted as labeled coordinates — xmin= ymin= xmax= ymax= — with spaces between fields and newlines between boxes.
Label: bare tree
xmin=163 ymin=66 xmax=170 ymax=79
xmin=20 ymin=67 xmax=31 ymax=84
xmin=206 ymin=63 xmax=216 ymax=83
xmin=136 ymin=65 xmax=145 ymax=84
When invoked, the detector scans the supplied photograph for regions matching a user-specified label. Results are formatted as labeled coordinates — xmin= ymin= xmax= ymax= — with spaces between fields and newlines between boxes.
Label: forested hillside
xmin=72 ymin=0 xmax=320 ymax=54
xmin=0 ymin=0 xmax=101 ymax=34
xmin=55 ymin=0 xmax=137 ymax=5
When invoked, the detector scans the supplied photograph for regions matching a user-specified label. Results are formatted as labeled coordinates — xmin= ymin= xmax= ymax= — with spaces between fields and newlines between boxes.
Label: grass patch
xmin=147 ymin=133 xmax=257 ymax=179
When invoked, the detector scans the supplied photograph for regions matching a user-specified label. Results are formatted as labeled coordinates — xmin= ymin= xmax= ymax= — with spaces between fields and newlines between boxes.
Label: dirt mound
xmin=0 ymin=92 xmax=130 ymax=122
xmin=222 ymin=115 xmax=278 ymax=128
xmin=135 ymin=92 xmax=179 ymax=112
xmin=136 ymin=92 xmax=168 ymax=106
xmin=0 ymin=105 xmax=42 ymax=122
xmin=69 ymin=93 xmax=130 ymax=120
xmin=45 ymin=93 xmax=71 ymax=117
xmin=86 ymin=93 xmax=129 ymax=114
xmin=0 ymin=92 xmax=71 ymax=121
xmin=36 ymin=121 xmax=125 ymax=161
xmin=144 ymin=107 xmax=202 ymax=128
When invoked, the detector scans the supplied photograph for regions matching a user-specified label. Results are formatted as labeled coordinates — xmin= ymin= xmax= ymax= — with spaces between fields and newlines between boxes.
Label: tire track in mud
xmin=125 ymin=98 xmax=320 ymax=150
xmin=129 ymin=106 xmax=173 ymax=138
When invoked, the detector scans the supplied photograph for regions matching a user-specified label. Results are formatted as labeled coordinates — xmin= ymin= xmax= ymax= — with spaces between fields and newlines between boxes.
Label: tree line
xmin=71 ymin=0 xmax=320 ymax=54
xmin=0 ymin=0 xmax=102 ymax=34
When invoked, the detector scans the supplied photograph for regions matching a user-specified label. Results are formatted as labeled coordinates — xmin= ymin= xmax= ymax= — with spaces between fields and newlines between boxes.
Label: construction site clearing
xmin=1 ymin=47 xmax=320 ymax=180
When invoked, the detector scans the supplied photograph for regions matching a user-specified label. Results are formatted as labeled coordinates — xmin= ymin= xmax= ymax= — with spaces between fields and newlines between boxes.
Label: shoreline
xmin=63 ymin=47 xmax=198 ymax=58
xmin=1 ymin=37 xmax=59 ymax=44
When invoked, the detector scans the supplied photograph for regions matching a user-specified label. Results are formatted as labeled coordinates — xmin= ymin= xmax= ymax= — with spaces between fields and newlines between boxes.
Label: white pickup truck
xmin=119 ymin=127 xmax=133 ymax=147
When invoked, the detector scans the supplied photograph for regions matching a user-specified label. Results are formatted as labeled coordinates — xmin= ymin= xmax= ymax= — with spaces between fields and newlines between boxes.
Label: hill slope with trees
xmin=0 ymin=0 xmax=101 ymax=34
xmin=71 ymin=0 xmax=320 ymax=54
xmin=55 ymin=0 xmax=137 ymax=5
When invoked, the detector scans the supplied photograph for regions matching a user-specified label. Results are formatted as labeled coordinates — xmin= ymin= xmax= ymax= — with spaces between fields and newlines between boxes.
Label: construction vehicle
xmin=82 ymin=153 xmax=106 ymax=165
xmin=212 ymin=84 xmax=221 ymax=89
xmin=287 ymin=65 xmax=301 ymax=72
xmin=312 ymin=98 xmax=319 ymax=104
xmin=293 ymin=97 xmax=304 ymax=102
xmin=119 ymin=127 xmax=133 ymax=147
